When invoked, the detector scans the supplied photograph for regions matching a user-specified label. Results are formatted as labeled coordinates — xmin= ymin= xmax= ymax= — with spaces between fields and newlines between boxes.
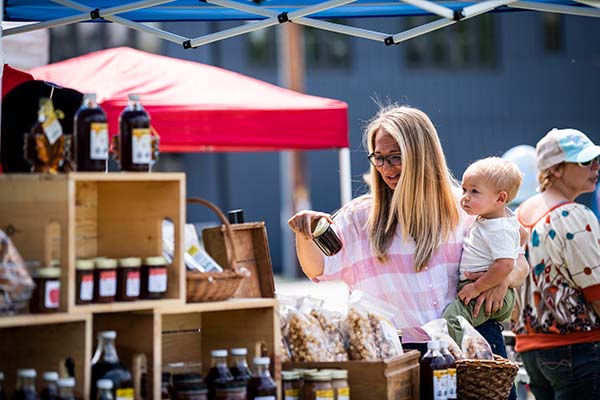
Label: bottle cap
xmin=129 ymin=94 xmax=141 ymax=101
xmin=98 ymin=330 xmax=117 ymax=340
xmin=76 ymin=259 xmax=95 ymax=270
xmin=312 ymin=217 xmax=330 ymax=237
xmin=330 ymin=369 xmax=348 ymax=380
xmin=252 ymin=357 xmax=270 ymax=366
xmin=33 ymin=267 xmax=61 ymax=278
xmin=230 ymin=348 xmax=247 ymax=356
xmin=305 ymin=371 xmax=332 ymax=382
xmin=43 ymin=371 xmax=59 ymax=381
xmin=17 ymin=369 xmax=37 ymax=378
xmin=49 ymin=259 xmax=61 ymax=268
xmin=211 ymin=349 xmax=228 ymax=358
xmin=83 ymin=93 xmax=97 ymax=102
xmin=281 ymin=370 xmax=301 ymax=381
xmin=227 ymin=209 xmax=244 ymax=224
xmin=427 ymin=340 xmax=440 ymax=350
xmin=95 ymin=258 xmax=118 ymax=269
xmin=118 ymin=257 xmax=142 ymax=268
xmin=58 ymin=377 xmax=75 ymax=387
xmin=144 ymin=256 xmax=167 ymax=266
xmin=97 ymin=379 xmax=114 ymax=390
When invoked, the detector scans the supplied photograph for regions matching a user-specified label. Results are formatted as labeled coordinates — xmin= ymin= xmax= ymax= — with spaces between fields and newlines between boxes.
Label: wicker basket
xmin=456 ymin=355 xmax=519 ymax=400
xmin=185 ymin=197 xmax=249 ymax=302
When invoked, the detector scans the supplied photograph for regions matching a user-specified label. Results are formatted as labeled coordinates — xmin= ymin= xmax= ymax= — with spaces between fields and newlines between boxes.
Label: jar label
xmin=447 ymin=367 xmax=457 ymax=399
xmin=433 ymin=369 xmax=447 ymax=400
xmin=80 ymin=274 xmax=94 ymax=301
xmin=253 ymin=397 xmax=276 ymax=400
xmin=43 ymin=114 xmax=63 ymax=145
xmin=99 ymin=270 xmax=117 ymax=297
xmin=131 ymin=128 xmax=152 ymax=164
xmin=315 ymin=390 xmax=334 ymax=400
xmin=115 ymin=387 xmax=134 ymax=400
xmin=126 ymin=270 xmax=141 ymax=297
xmin=338 ymin=387 xmax=350 ymax=398
xmin=284 ymin=388 xmax=300 ymax=399
xmin=44 ymin=279 xmax=60 ymax=308
xmin=90 ymin=122 xmax=109 ymax=160
xmin=148 ymin=268 xmax=167 ymax=293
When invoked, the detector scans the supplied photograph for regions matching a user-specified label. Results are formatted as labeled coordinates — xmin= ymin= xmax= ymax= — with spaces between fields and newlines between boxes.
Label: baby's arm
xmin=458 ymin=258 xmax=513 ymax=305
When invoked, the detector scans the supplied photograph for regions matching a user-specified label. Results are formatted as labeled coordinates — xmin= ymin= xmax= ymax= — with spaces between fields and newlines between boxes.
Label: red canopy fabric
xmin=2 ymin=64 xmax=34 ymax=97
xmin=29 ymin=47 xmax=348 ymax=152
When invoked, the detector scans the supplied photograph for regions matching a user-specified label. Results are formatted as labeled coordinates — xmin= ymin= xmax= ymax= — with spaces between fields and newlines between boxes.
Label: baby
xmin=443 ymin=157 xmax=523 ymax=344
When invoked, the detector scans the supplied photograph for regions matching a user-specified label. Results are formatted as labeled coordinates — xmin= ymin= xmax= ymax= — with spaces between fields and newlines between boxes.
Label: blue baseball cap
xmin=536 ymin=128 xmax=600 ymax=170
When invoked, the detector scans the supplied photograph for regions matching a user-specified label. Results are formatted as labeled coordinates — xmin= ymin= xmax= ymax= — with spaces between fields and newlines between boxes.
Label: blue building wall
xmin=160 ymin=12 xmax=600 ymax=273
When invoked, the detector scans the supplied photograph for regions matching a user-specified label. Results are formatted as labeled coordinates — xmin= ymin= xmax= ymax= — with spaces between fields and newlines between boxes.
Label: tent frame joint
xmin=183 ymin=39 xmax=193 ymax=49
xmin=384 ymin=36 xmax=395 ymax=45
xmin=278 ymin=11 xmax=290 ymax=23
xmin=453 ymin=8 xmax=465 ymax=20
xmin=90 ymin=8 xmax=102 ymax=19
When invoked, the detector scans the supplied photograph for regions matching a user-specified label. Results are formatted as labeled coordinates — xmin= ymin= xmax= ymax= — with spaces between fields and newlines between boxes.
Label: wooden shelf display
xmin=0 ymin=172 xmax=186 ymax=312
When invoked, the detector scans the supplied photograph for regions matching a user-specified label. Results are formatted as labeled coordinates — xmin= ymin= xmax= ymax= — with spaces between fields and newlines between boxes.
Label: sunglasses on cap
xmin=367 ymin=153 xmax=402 ymax=167
xmin=578 ymin=156 xmax=600 ymax=168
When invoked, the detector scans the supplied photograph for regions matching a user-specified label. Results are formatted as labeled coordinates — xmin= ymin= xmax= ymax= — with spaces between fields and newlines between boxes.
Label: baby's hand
xmin=458 ymin=283 xmax=481 ymax=306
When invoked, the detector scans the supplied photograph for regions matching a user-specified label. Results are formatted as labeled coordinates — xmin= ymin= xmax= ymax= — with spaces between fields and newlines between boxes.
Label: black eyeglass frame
xmin=367 ymin=153 xmax=403 ymax=167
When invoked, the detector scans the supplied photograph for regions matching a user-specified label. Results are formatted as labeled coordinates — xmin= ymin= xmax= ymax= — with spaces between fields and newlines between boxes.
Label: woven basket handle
xmin=186 ymin=197 xmax=238 ymax=271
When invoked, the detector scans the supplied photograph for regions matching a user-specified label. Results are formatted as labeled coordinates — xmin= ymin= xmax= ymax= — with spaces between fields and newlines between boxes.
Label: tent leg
xmin=339 ymin=147 xmax=352 ymax=206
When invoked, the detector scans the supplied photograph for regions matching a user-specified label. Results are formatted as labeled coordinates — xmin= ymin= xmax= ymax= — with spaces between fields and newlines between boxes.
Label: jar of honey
xmin=94 ymin=258 xmax=117 ymax=303
xmin=30 ymin=267 xmax=61 ymax=313
xmin=116 ymin=257 xmax=141 ymax=301
xmin=75 ymin=259 xmax=95 ymax=305
xmin=141 ymin=256 xmax=168 ymax=299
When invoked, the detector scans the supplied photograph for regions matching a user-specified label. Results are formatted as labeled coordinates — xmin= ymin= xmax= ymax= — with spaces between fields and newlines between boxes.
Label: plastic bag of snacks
xmin=457 ymin=316 xmax=494 ymax=360
xmin=0 ymin=230 xmax=35 ymax=315
xmin=309 ymin=308 xmax=348 ymax=361
xmin=422 ymin=318 xmax=465 ymax=360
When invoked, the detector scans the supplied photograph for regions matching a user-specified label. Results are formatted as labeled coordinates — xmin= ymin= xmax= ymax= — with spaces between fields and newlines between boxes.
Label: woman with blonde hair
xmin=288 ymin=104 xmax=529 ymax=355
xmin=515 ymin=128 xmax=600 ymax=400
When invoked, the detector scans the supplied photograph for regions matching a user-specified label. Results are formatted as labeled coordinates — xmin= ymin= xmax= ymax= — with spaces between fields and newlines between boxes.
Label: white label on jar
xmin=433 ymin=370 xmax=447 ymax=400
xmin=253 ymin=397 xmax=276 ymax=400
xmin=43 ymin=115 xmax=63 ymax=145
xmin=90 ymin=122 xmax=109 ymax=160
xmin=126 ymin=270 xmax=140 ymax=297
xmin=148 ymin=268 xmax=167 ymax=293
xmin=447 ymin=368 xmax=457 ymax=399
xmin=131 ymin=128 xmax=152 ymax=164
xmin=80 ymin=274 xmax=94 ymax=301
xmin=99 ymin=270 xmax=117 ymax=297
xmin=44 ymin=279 xmax=60 ymax=308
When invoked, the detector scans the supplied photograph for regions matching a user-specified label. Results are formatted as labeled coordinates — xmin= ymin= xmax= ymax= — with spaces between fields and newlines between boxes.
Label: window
xmin=404 ymin=15 xmax=496 ymax=68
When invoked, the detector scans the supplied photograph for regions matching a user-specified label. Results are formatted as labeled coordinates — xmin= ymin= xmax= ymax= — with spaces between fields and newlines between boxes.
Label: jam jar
xmin=94 ymin=258 xmax=117 ymax=303
xmin=75 ymin=259 xmax=95 ymax=305
xmin=116 ymin=257 xmax=141 ymax=301
xmin=141 ymin=256 xmax=168 ymax=299
xmin=303 ymin=371 xmax=333 ymax=400
xmin=282 ymin=370 xmax=303 ymax=400
xmin=330 ymin=370 xmax=349 ymax=400
xmin=30 ymin=267 xmax=61 ymax=313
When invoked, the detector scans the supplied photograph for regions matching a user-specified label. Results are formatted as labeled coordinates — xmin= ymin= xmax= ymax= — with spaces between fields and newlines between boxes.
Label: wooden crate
xmin=0 ymin=313 xmax=92 ymax=398
xmin=202 ymin=222 xmax=275 ymax=298
xmin=283 ymin=350 xmax=420 ymax=400
xmin=0 ymin=173 xmax=186 ymax=313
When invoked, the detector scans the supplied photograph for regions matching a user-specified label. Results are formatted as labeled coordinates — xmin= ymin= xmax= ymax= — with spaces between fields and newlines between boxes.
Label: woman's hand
xmin=464 ymin=271 xmax=509 ymax=318
xmin=287 ymin=210 xmax=334 ymax=240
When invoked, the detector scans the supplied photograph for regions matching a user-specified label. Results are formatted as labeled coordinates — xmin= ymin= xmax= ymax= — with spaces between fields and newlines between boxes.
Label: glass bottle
xmin=420 ymin=340 xmax=447 ymax=400
xmin=228 ymin=348 xmax=251 ymax=385
xmin=0 ymin=371 xmax=6 ymax=400
xmin=40 ymin=372 xmax=59 ymax=400
xmin=56 ymin=378 xmax=75 ymax=400
xmin=96 ymin=379 xmax=114 ymax=400
xmin=440 ymin=340 xmax=457 ymax=400
xmin=205 ymin=349 xmax=233 ymax=400
xmin=118 ymin=94 xmax=152 ymax=172
xmin=91 ymin=331 xmax=134 ymax=400
xmin=12 ymin=369 xmax=39 ymax=400
xmin=24 ymin=98 xmax=66 ymax=174
xmin=74 ymin=93 xmax=108 ymax=171
xmin=247 ymin=357 xmax=276 ymax=400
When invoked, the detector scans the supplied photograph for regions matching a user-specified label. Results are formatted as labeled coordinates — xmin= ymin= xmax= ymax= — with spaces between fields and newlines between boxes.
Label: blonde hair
xmin=363 ymin=104 xmax=459 ymax=272
xmin=537 ymin=164 xmax=562 ymax=192
xmin=464 ymin=157 xmax=523 ymax=203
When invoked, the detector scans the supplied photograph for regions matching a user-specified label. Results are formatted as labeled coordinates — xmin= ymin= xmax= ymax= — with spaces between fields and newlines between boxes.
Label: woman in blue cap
xmin=515 ymin=128 xmax=600 ymax=400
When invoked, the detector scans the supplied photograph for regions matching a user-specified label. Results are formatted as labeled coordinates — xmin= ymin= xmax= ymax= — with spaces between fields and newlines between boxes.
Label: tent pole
xmin=339 ymin=148 xmax=352 ymax=205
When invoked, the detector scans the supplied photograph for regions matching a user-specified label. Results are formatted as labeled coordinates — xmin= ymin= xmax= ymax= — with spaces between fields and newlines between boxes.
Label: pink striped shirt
xmin=318 ymin=195 xmax=470 ymax=328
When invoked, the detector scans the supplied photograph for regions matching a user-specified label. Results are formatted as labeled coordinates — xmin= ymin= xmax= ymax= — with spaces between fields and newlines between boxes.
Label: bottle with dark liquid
xmin=205 ymin=350 xmax=234 ymax=400
xmin=440 ymin=340 xmax=456 ymax=400
xmin=96 ymin=379 xmax=114 ymax=400
xmin=0 ymin=371 xmax=6 ymax=400
xmin=40 ymin=372 xmax=59 ymax=400
xmin=12 ymin=369 xmax=39 ymax=400
xmin=420 ymin=340 xmax=447 ymax=400
xmin=74 ymin=93 xmax=108 ymax=172
xmin=91 ymin=331 xmax=134 ymax=400
xmin=247 ymin=357 xmax=276 ymax=400
xmin=118 ymin=94 xmax=152 ymax=172
xmin=56 ymin=378 xmax=75 ymax=400
xmin=228 ymin=348 xmax=251 ymax=385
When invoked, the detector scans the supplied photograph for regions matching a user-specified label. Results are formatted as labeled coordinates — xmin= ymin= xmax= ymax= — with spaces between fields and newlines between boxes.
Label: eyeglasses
xmin=367 ymin=153 xmax=402 ymax=167
xmin=577 ymin=156 xmax=600 ymax=168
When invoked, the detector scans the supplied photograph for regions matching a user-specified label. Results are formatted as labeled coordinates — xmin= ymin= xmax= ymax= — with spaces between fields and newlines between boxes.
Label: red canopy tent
xmin=29 ymin=47 xmax=349 ymax=153
xmin=2 ymin=64 xmax=34 ymax=97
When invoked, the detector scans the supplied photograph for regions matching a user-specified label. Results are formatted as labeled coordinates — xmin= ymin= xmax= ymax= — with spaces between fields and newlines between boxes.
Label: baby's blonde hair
xmin=464 ymin=157 xmax=523 ymax=203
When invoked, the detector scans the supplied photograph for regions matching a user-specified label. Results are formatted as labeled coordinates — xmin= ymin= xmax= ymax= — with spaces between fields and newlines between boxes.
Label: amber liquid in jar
xmin=118 ymin=94 xmax=151 ymax=172
xmin=74 ymin=93 xmax=108 ymax=172
xmin=116 ymin=258 xmax=141 ymax=302
xmin=312 ymin=218 xmax=342 ymax=257
xmin=76 ymin=259 xmax=95 ymax=305
xmin=94 ymin=259 xmax=117 ymax=303
xmin=30 ymin=268 xmax=61 ymax=313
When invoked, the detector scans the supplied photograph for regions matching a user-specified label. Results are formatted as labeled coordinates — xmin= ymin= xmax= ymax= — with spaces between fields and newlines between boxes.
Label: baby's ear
xmin=497 ymin=190 xmax=508 ymax=204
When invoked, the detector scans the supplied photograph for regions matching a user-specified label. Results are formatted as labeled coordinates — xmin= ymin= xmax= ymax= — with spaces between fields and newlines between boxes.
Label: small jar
xmin=30 ymin=267 xmax=61 ymax=313
xmin=94 ymin=258 xmax=117 ymax=303
xmin=75 ymin=259 xmax=95 ymax=305
xmin=172 ymin=374 xmax=207 ymax=400
xmin=330 ymin=370 xmax=349 ymax=400
xmin=141 ymin=256 xmax=168 ymax=299
xmin=282 ymin=370 xmax=303 ymax=400
xmin=304 ymin=371 xmax=334 ymax=400
xmin=215 ymin=382 xmax=246 ymax=400
xmin=116 ymin=257 xmax=141 ymax=301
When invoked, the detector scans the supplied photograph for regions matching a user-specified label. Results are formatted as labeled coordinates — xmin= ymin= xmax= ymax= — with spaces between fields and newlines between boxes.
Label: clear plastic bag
xmin=283 ymin=308 xmax=330 ymax=362
xmin=421 ymin=318 xmax=465 ymax=360
xmin=457 ymin=316 xmax=494 ymax=360
xmin=0 ymin=230 xmax=35 ymax=315
xmin=310 ymin=308 xmax=348 ymax=361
